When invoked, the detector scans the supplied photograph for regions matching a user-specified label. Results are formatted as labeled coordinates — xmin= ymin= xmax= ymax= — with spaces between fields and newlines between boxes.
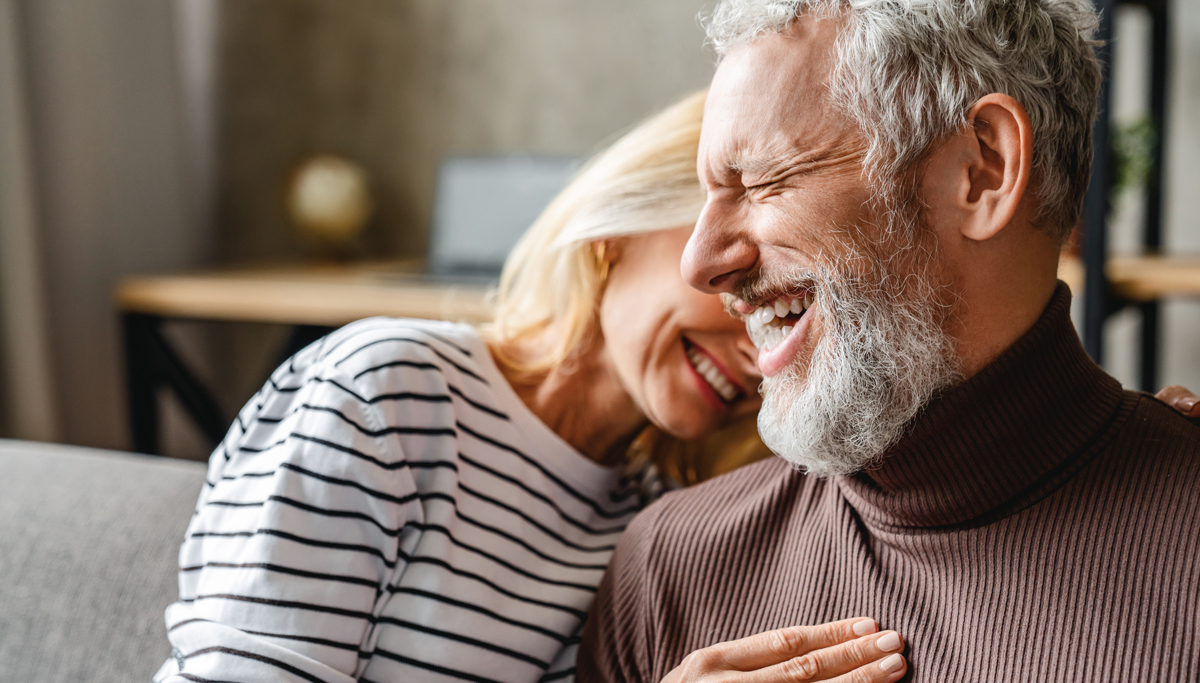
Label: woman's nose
xmin=681 ymin=200 xmax=758 ymax=295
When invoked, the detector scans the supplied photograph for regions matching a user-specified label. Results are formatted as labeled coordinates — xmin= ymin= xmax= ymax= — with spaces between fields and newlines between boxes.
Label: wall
xmin=214 ymin=0 xmax=716 ymax=264
xmin=0 ymin=0 xmax=57 ymax=441
xmin=18 ymin=0 xmax=207 ymax=450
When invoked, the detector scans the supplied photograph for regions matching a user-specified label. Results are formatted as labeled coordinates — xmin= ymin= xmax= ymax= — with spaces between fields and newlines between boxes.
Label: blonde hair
xmin=485 ymin=90 xmax=709 ymax=374
xmin=483 ymin=89 xmax=771 ymax=484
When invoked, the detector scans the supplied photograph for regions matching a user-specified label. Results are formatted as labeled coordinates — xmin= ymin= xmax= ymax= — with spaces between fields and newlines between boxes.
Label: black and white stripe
xmin=156 ymin=318 xmax=642 ymax=683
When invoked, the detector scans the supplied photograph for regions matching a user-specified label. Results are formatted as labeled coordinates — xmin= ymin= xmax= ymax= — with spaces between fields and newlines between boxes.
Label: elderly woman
xmin=154 ymin=91 xmax=1198 ymax=683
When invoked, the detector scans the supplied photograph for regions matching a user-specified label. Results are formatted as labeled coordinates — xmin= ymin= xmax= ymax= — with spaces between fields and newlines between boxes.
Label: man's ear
xmin=958 ymin=93 xmax=1034 ymax=242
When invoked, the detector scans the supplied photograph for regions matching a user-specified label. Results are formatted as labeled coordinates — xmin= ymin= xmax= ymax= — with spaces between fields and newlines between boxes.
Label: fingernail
xmin=852 ymin=619 xmax=876 ymax=636
xmin=879 ymin=653 xmax=904 ymax=673
xmin=1182 ymin=397 xmax=1198 ymax=411
xmin=876 ymin=632 xmax=902 ymax=652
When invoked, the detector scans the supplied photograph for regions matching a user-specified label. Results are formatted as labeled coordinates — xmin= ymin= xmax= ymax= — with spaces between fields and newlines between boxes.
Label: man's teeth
xmin=745 ymin=291 xmax=813 ymax=352
xmin=686 ymin=347 xmax=739 ymax=402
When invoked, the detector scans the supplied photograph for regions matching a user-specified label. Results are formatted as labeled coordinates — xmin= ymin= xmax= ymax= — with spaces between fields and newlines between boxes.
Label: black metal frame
xmin=123 ymin=312 xmax=334 ymax=455
xmin=1083 ymin=0 xmax=1171 ymax=391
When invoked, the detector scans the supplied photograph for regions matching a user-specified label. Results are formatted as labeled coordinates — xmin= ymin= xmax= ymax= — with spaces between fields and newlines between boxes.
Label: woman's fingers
xmin=704 ymin=618 xmax=879 ymax=671
xmin=1156 ymin=385 xmax=1200 ymax=418
xmin=742 ymin=631 xmax=906 ymax=683
xmin=830 ymin=652 xmax=907 ymax=683
xmin=661 ymin=618 xmax=879 ymax=681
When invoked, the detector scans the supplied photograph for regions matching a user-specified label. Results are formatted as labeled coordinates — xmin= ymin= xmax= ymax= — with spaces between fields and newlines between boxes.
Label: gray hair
xmin=704 ymin=0 xmax=1102 ymax=239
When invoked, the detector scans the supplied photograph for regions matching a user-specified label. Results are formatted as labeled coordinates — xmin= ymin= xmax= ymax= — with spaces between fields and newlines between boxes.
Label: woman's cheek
xmin=669 ymin=364 xmax=713 ymax=437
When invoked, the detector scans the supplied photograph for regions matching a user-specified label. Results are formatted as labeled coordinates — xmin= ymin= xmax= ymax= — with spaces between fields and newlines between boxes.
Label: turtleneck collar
xmin=837 ymin=283 xmax=1131 ymax=531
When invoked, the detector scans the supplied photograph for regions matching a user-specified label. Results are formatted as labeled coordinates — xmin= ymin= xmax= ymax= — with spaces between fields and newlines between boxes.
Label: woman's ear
xmin=594 ymin=238 xmax=624 ymax=273
xmin=958 ymin=93 xmax=1034 ymax=242
xmin=593 ymin=238 xmax=621 ymax=287
xmin=596 ymin=238 xmax=623 ymax=260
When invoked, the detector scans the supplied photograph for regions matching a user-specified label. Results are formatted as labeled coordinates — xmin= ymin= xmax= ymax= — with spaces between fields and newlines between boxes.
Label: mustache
xmin=723 ymin=266 xmax=821 ymax=313
xmin=722 ymin=236 xmax=935 ymax=319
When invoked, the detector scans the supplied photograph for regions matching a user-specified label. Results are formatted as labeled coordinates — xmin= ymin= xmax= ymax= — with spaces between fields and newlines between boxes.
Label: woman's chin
xmin=664 ymin=423 xmax=712 ymax=443
xmin=654 ymin=408 xmax=720 ymax=443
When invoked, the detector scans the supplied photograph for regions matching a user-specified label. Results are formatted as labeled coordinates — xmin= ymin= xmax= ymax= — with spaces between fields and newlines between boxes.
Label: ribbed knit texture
xmin=578 ymin=285 xmax=1200 ymax=682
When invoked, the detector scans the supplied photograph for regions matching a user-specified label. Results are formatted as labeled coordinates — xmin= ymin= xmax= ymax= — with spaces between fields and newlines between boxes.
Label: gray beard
xmin=756 ymin=245 xmax=960 ymax=478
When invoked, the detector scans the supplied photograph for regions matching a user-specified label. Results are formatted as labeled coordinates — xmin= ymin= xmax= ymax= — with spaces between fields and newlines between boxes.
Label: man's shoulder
xmin=1110 ymin=390 xmax=1200 ymax=463
xmin=666 ymin=454 xmax=797 ymax=501
xmin=1126 ymin=390 xmax=1200 ymax=439
xmin=1071 ymin=390 xmax=1200 ymax=519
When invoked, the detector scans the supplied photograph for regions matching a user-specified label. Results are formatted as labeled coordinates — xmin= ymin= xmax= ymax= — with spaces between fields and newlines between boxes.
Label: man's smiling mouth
xmin=745 ymin=289 xmax=815 ymax=351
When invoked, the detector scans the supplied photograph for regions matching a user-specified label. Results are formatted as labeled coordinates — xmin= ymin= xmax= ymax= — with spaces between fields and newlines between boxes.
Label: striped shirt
xmin=155 ymin=318 xmax=643 ymax=683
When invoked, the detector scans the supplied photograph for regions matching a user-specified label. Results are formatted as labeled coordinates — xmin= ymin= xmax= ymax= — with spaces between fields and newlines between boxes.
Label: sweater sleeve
xmin=577 ymin=501 xmax=665 ymax=683
xmin=154 ymin=342 xmax=425 ymax=683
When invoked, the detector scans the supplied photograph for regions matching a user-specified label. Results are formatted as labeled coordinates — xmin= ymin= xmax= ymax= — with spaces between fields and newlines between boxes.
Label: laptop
xmin=423 ymin=155 xmax=581 ymax=283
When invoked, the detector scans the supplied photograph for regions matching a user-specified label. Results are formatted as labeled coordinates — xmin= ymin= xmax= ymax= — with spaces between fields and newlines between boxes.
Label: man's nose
xmin=681 ymin=201 xmax=758 ymax=294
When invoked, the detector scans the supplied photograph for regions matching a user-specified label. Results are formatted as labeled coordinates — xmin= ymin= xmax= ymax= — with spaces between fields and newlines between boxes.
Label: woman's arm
xmin=155 ymin=341 xmax=422 ymax=683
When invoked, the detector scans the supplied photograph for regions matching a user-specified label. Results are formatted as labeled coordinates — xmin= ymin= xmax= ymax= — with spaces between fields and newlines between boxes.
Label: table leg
xmin=1139 ymin=301 xmax=1160 ymax=393
xmin=124 ymin=313 xmax=160 ymax=454
xmin=122 ymin=312 xmax=229 ymax=455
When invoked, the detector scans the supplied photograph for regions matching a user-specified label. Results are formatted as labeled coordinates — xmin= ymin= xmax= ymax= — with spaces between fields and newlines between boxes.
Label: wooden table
xmin=116 ymin=260 xmax=492 ymax=455
xmin=117 ymin=259 xmax=494 ymax=326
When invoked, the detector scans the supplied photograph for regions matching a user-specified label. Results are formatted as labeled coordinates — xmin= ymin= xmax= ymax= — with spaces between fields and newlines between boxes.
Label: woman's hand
xmin=661 ymin=618 xmax=906 ymax=683
xmin=1157 ymin=385 xmax=1200 ymax=419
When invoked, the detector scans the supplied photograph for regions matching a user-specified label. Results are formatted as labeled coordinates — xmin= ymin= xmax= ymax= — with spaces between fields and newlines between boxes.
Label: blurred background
xmin=0 ymin=0 xmax=1197 ymax=459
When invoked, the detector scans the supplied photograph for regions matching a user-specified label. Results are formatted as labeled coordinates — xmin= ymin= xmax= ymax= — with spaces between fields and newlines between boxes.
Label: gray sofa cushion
xmin=0 ymin=439 xmax=207 ymax=682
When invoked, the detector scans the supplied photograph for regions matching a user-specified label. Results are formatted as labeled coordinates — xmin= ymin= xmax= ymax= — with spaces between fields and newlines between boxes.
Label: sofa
xmin=0 ymin=439 xmax=207 ymax=682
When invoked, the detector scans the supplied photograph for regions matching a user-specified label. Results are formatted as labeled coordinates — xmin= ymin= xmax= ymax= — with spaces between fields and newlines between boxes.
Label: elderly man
xmin=579 ymin=1 xmax=1200 ymax=681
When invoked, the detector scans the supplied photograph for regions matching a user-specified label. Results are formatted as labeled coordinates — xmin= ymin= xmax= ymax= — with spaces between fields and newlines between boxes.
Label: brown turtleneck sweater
xmin=578 ymin=285 xmax=1200 ymax=682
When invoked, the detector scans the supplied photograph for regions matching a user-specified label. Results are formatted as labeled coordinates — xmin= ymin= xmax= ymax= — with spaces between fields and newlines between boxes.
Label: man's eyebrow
xmin=728 ymin=157 xmax=773 ymax=176
xmin=727 ymin=155 xmax=806 ymax=185
xmin=710 ymin=155 xmax=781 ymax=186
xmin=708 ymin=145 xmax=843 ymax=185
xmin=733 ymin=146 xmax=863 ymax=185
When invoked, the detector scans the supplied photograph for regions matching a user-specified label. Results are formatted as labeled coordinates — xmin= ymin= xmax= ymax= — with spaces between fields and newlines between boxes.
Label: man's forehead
xmin=716 ymin=19 xmax=840 ymax=101
xmin=700 ymin=16 xmax=847 ymax=169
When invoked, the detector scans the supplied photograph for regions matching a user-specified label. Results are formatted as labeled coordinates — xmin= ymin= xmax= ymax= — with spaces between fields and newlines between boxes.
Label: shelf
xmin=1059 ymin=255 xmax=1200 ymax=303
xmin=1107 ymin=255 xmax=1200 ymax=301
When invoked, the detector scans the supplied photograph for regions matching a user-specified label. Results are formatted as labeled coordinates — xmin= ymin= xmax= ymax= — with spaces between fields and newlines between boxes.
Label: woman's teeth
xmin=686 ymin=346 xmax=740 ymax=402
xmin=746 ymin=290 xmax=814 ymax=352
